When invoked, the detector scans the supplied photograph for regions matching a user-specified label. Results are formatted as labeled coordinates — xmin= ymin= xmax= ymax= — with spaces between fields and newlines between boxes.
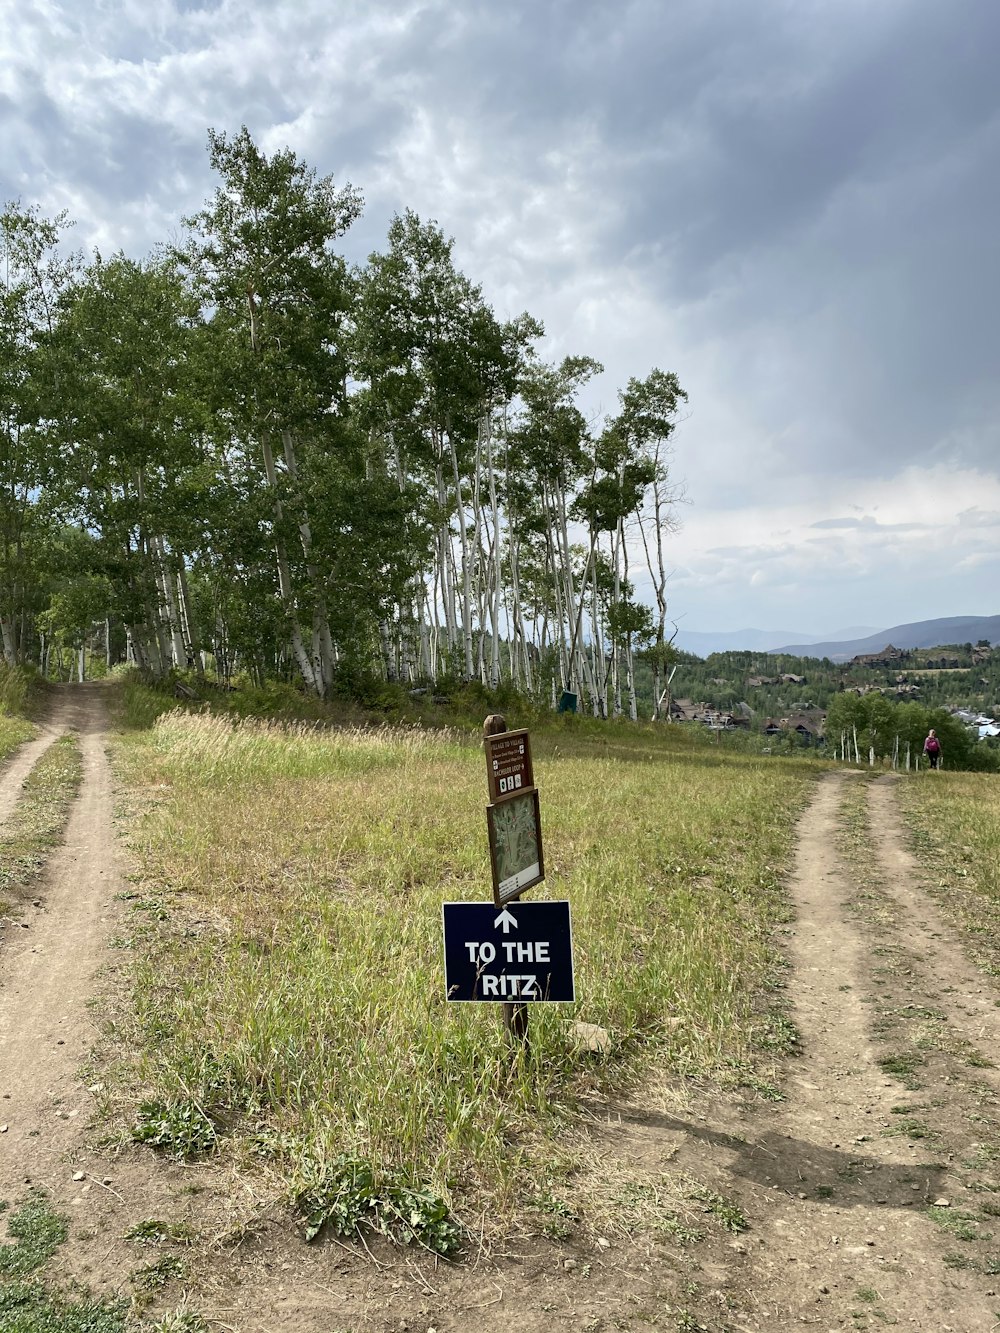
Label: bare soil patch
xmin=5 ymin=699 xmax=1000 ymax=1331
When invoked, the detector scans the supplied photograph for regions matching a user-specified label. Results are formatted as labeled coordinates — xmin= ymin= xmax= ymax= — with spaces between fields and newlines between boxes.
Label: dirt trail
xmin=4 ymin=702 xmax=1000 ymax=1331
xmin=0 ymin=688 xmax=120 ymax=1194
xmin=633 ymin=770 xmax=1000 ymax=1330
xmin=728 ymin=770 xmax=974 ymax=1323
xmin=0 ymin=686 xmax=186 ymax=1291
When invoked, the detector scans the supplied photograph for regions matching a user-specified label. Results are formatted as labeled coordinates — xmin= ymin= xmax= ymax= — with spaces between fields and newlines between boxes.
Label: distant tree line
xmin=1 ymin=128 xmax=686 ymax=718
xmin=663 ymin=646 xmax=999 ymax=769
xmin=825 ymin=693 xmax=998 ymax=771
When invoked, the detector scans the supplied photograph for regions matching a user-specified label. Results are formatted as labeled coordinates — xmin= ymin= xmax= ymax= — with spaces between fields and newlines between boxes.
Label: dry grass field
xmin=108 ymin=695 xmax=817 ymax=1238
xmin=901 ymin=768 xmax=1000 ymax=972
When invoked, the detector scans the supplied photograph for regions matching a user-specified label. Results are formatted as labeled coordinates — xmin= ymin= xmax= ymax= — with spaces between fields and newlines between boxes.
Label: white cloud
xmin=644 ymin=465 xmax=1000 ymax=627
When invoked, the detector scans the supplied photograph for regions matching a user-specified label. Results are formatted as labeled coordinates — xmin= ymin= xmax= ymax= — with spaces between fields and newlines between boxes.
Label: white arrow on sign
xmin=494 ymin=907 xmax=519 ymax=934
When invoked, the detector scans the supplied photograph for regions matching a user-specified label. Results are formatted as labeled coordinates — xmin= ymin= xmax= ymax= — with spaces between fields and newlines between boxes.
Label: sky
xmin=3 ymin=0 xmax=999 ymax=640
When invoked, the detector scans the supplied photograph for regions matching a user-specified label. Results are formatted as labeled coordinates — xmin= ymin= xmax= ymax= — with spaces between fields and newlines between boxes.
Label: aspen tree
xmin=617 ymin=371 xmax=687 ymax=717
xmin=180 ymin=127 xmax=362 ymax=695
xmin=0 ymin=205 xmax=77 ymax=664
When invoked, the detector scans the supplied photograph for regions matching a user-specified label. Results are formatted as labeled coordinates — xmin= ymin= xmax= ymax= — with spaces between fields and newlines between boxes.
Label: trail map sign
xmin=442 ymin=901 xmax=574 ymax=1002
xmin=487 ymin=789 xmax=544 ymax=904
xmin=483 ymin=723 xmax=544 ymax=904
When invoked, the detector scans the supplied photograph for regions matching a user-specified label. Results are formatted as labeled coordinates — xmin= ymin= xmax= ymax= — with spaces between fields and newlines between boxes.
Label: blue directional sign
xmin=442 ymin=900 xmax=574 ymax=1002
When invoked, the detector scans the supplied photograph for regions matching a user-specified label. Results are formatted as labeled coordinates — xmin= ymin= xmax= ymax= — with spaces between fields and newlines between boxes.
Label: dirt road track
xmin=869 ymin=774 xmax=1000 ymax=1060
xmin=1 ymin=689 xmax=120 ymax=1194
xmin=0 ymin=686 xmax=188 ymax=1295
xmin=688 ymin=770 xmax=1000 ymax=1327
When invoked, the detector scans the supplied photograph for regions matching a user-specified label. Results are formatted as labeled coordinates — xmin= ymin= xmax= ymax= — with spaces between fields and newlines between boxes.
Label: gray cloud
xmin=810 ymin=517 xmax=929 ymax=532
xmin=956 ymin=507 xmax=1000 ymax=528
xmin=3 ymin=0 xmax=999 ymax=630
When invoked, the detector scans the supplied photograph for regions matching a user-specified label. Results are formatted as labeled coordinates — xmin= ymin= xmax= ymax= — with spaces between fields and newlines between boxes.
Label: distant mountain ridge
xmin=774 ymin=615 xmax=1000 ymax=661
xmin=674 ymin=625 xmax=881 ymax=658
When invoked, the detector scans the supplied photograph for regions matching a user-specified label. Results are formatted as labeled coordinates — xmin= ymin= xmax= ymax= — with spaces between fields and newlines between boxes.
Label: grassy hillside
xmin=108 ymin=692 xmax=818 ymax=1238
xmin=0 ymin=664 xmax=40 ymax=757
xmin=664 ymin=643 xmax=1000 ymax=720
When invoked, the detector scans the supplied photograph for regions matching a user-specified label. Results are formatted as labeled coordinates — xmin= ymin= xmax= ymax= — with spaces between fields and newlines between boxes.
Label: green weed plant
xmin=0 ymin=1193 xmax=67 ymax=1279
xmin=0 ymin=1192 xmax=129 ymax=1333
xmin=0 ymin=662 xmax=36 ymax=767
xmin=0 ymin=664 xmax=45 ymax=722
xmin=0 ymin=715 xmax=34 ymax=765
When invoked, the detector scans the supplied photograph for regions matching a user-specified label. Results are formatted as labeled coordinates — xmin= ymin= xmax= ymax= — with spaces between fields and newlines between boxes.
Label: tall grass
xmin=0 ymin=664 xmax=39 ymax=762
xmin=901 ymin=772 xmax=1000 ymax=971
xmin=112 ymin=709 xmax=816 ymax=1217
xmin=0 ymin=662 xmax=46 ymax=717
xmin=115 ymin=669 xmax=545 ymax=734
xmin=0 ymin=714 xmax=34 ymax=765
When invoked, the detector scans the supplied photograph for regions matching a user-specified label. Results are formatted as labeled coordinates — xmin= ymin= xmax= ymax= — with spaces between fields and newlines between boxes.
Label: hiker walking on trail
xmin=923 ymin=728 xmax=942 ymax=769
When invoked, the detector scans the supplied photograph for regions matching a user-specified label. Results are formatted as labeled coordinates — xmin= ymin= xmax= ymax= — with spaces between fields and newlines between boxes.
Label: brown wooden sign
xmin=485 ymin=728 xmax=534 ymax=803
xmin=479 ymin=716 xmax=551 ymax=1042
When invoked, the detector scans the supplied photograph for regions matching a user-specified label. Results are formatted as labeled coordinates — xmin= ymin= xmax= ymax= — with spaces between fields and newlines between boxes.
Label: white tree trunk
xmin=448 ymin=433 xmax=475 ymax=680
xmin=152 ymin=539 xmax=187 ymax=668
xmin=626 ymin=637 xmax=638 ymax=721
xmin=177 ymin=566 xmax=200 ymax=673
xmin=484 ymin=417 xmax=503 ymax=688
xmin=544 ymin=500 xmax=569 ymax=691
xmin=0 ymin=618 xmax=15 ymax=665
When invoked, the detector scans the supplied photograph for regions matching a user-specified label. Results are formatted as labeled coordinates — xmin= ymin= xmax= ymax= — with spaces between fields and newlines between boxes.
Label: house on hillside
xmin=786 ymin=714 xmax=824 ymax=742
xmin=710 ymin=711 xmax=749 ymax=730
xmin=780 ymin=673 xmax=806 ymax=685
xmin=765 ymin=714 xmax=825 ymax=743
xmin=852 ymin=644 xmax=907 ymax=667
xmin=671 ymin=698 xmax=750 ymax=730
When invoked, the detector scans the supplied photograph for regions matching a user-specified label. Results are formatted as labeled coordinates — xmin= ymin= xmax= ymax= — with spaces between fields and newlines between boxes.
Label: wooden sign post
xmin=483 ymin=714 xmax=544 ymax=1045
xmin=441 ymin=718 xmax=572 ymax=1052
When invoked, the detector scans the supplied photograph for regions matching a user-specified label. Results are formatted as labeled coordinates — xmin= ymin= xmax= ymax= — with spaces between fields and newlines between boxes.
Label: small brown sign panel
xmin=485 ymin=728 xmax=534 ymax=804
xmin=487 ymin=787 xmax=545 ymax=905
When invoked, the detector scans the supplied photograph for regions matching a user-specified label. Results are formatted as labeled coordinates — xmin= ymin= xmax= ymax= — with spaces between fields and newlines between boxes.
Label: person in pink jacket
xmin=923 ymin=729 xmax=942 ymax=769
